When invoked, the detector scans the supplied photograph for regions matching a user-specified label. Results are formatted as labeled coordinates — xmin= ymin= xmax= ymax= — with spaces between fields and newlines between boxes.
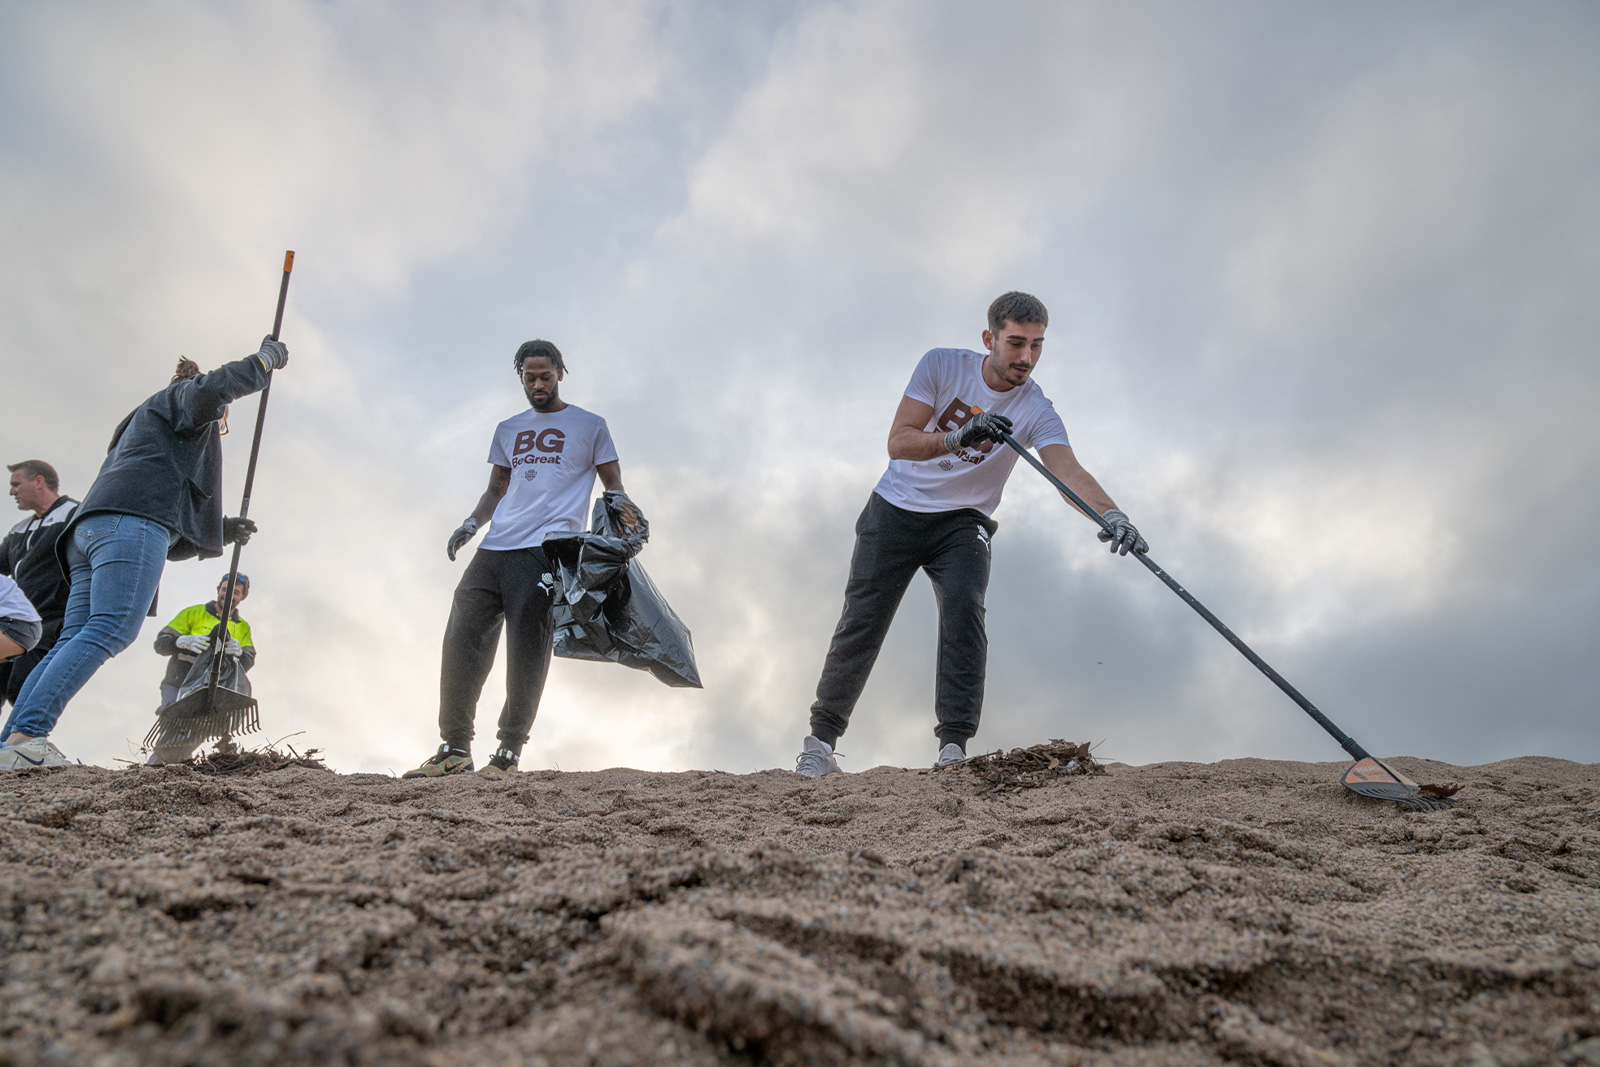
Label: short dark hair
xmin=987 ymin=291 xmax=1049 ymax=333
xmin=6 ymin=460 xmax=58 ymax=492
xmin=171 ymin=357 xmax=201 ymax=384
xmin=220 ymin=573 xmax=249 ymax=591
xmin=514 ymin=340 xmax=566 ymax=375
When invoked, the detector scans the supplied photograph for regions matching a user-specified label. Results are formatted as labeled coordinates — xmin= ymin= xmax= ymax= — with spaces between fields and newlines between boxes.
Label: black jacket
xmin=68 ymin=354 xmax=271 ymax=564
xmin=0 ymin=496 xmax=78 ymax=628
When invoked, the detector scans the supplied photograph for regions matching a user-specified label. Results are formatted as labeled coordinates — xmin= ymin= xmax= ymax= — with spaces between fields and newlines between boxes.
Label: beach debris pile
xmin=189 ymin=743 xmax=327 ymax=777
xmin=956 ymin=738 xmax=1102 ymax=793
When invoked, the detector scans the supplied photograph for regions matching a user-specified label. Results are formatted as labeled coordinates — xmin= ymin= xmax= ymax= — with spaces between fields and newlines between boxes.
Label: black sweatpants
xmin=810 ymin=492 xmax=999 ymax=750
xmin=439 ymin=546 xmax=555 ymax=752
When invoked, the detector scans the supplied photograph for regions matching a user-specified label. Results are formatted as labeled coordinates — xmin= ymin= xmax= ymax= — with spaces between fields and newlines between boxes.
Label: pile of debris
xmin=190 ymin=744 xmax=327 ymax=777
xmin=953 ymin=739 xmax=1103 ymax=793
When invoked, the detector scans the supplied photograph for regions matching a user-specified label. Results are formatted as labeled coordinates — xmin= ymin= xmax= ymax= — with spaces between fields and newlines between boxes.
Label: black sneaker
xmin=479 ymin=747 xmax=519 ymax=775
xmin=401 ymin=744 xmax=474 ymax=778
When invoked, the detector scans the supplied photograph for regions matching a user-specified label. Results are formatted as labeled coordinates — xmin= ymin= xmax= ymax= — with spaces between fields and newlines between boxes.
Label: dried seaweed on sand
xmin=951 ymin=738 xmax=1103 ymax=793
xmin=189 ymin=743 xmax=327 ymax=777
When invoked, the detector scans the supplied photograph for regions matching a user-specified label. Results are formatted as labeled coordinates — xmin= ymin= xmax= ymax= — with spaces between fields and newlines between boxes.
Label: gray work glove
xmin=224 ymin=637 xmax=243 ymax=658
xmin=1097 ymin=509 xmax=1148 ymax=556
xmin=254 ymin=337 xmax=289 ymax=372
xmin=447 ymin=517 xmax=479 ymax=561
xmin=223 ymin=517 xmax=256 ymax=545
xmin=175 ymin=634 xmax=209 ymax=655
xmin=944 ymin=411 xmax=1013 ymax=453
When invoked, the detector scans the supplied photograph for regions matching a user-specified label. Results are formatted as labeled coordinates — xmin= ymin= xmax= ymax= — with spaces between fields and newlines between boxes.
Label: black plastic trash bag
xmin=543 ymin=494 xmax=701 ymax=688
xmin=174 ymin=627 xmax=253 ymax=704
xmin=144 ymin=625 xmax=259 ymax=752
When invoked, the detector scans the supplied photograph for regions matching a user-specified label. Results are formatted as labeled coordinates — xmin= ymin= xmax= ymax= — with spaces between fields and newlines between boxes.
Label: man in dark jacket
xmin=0 ymin=342 xmax=287 ymax=770
xmin=0 ymin=461 xmax=78 ymax=709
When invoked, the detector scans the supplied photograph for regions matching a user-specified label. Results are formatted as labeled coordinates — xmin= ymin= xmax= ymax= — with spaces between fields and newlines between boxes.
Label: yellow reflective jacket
xmin=155 ymin=601 xmax=255 ymax=687
xmin=165 ymin=602 xmax=253 ymax=647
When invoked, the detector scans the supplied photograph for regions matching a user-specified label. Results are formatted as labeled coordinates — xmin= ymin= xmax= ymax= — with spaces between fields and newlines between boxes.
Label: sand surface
xmin=2 ymin=753 xmax=1597 ymax=1066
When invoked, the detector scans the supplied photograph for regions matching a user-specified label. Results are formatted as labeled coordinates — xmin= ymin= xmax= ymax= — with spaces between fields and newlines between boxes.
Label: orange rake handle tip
xmin=283 ymin=250 xmax=295 ymax=272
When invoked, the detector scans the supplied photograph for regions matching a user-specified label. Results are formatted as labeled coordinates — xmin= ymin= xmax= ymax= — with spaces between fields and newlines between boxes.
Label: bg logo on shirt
xmin=510 ymin=427 xmax=566 ymax=477
xmin=513 ymin=428 xmax=566 ymax=456
xmin=936 ymin=399 xmax=994 ymax=457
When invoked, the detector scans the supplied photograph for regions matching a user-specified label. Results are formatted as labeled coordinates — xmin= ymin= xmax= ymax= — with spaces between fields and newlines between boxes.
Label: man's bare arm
xmin=596 ymin=460 xmax=625 ymax=493
xmin=886 ymin=397 xmax=946 ymax=461
xmin=468 ymin=465 xmax=512 ymax=526
xmin=1037 ymin=444 xmax=1118 ymax=520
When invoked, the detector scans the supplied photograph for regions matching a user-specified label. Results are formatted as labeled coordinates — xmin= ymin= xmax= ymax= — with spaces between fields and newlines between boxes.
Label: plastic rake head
xmin=144 ymin=689 xmax=261 ymax=750
xmin=1341 ymin=757 xmax=1460 ymax=812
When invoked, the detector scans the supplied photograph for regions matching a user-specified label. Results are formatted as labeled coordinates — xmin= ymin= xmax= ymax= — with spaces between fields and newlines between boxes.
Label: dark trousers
xmin=810 ymin=492 xmax=998 ymax=750
xmin=439 ymin=547 xmax=555 ymax=752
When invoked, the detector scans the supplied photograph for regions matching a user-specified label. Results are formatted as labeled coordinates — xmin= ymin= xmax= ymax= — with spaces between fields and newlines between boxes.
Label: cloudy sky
xmin=2 ymin=0 xmax=1595 ymax=775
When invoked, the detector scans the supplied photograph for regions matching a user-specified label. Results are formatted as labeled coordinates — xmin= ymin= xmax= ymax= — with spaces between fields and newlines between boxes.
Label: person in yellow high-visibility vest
xmin=152 ymin=573 xmax=256 ymax=710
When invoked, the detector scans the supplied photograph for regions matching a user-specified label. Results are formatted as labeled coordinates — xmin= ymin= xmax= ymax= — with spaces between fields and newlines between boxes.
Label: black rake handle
xmin=999 ymin=431 xmax=1371 ymax=762
xmin=202 ymin=251 xmax=294 ymax=712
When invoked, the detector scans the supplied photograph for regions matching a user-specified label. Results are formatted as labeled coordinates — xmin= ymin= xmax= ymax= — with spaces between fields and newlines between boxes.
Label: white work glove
xmin=224 ymin=638 xmax=243 ymax=658
xmin=175 ymin=634 xmax=209 ymax=655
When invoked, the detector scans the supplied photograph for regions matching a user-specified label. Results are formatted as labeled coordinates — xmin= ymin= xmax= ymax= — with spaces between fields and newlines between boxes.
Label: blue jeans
xmin=3 ymin=513 xmax=172 ymax=740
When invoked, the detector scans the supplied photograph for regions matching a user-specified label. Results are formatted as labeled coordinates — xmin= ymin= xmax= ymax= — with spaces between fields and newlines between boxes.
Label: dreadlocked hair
xmin=514 ymin=339 xmax=566 ymax=375
xmin=171 ymin=357 xmax=201 ymax=384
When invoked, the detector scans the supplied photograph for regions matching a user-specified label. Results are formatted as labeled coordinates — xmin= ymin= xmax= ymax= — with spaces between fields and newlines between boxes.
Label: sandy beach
xmin=2 ymin=752 xmax=1596 ymax=1066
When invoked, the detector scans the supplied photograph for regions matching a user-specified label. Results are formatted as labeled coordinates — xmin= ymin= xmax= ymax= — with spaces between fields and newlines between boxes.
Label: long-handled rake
xmin=146 ymin=251 xmax=294 ymax=754
xmin=1002 ymin=432 xmax=1458 ymax=811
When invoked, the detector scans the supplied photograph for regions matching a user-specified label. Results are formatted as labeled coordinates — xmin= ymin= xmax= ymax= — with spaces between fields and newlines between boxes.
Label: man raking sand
xmin=793 ymin=289 xmax=1457 ymax=808
xmin=795 ymin=291 xmax=1146 ymax=776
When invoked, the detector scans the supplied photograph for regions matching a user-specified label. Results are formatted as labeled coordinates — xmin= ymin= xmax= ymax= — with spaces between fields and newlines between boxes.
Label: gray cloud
xmin=1 ymin=1 xmax=1594 ymax=773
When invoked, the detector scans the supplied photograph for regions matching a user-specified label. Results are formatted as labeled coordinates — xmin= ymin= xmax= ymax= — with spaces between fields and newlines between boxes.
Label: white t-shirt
xmin=0 ymin=575 xmax=40 ymax=623
xmin=873 ymin=348 xmax=1071 ymax=516
xmin=479 ymin=404 xmax=619 ymax=551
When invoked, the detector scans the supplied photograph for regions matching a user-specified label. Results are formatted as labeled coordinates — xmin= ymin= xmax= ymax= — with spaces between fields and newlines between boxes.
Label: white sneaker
xmin=794 ymin=735 xmax=841 ymax=778
xmin=146 ymin=744 xmax=198 ymax=767
xmin=933 ymin=743 xmax=967 ymax=769
xmin=0 ymin=738 xmax=71 ymax=770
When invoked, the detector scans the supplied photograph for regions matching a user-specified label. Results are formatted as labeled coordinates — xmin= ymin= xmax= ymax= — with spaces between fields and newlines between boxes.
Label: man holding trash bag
xmin=794 ymin=292 xmax=1147 ymax=777
xmin=0 ymin=345 xmax=285 ymax=771
xmin=153 ymin=573 xmax=257 ymax=711
xmin=404 ymin=339 xmax=634 ymax=778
